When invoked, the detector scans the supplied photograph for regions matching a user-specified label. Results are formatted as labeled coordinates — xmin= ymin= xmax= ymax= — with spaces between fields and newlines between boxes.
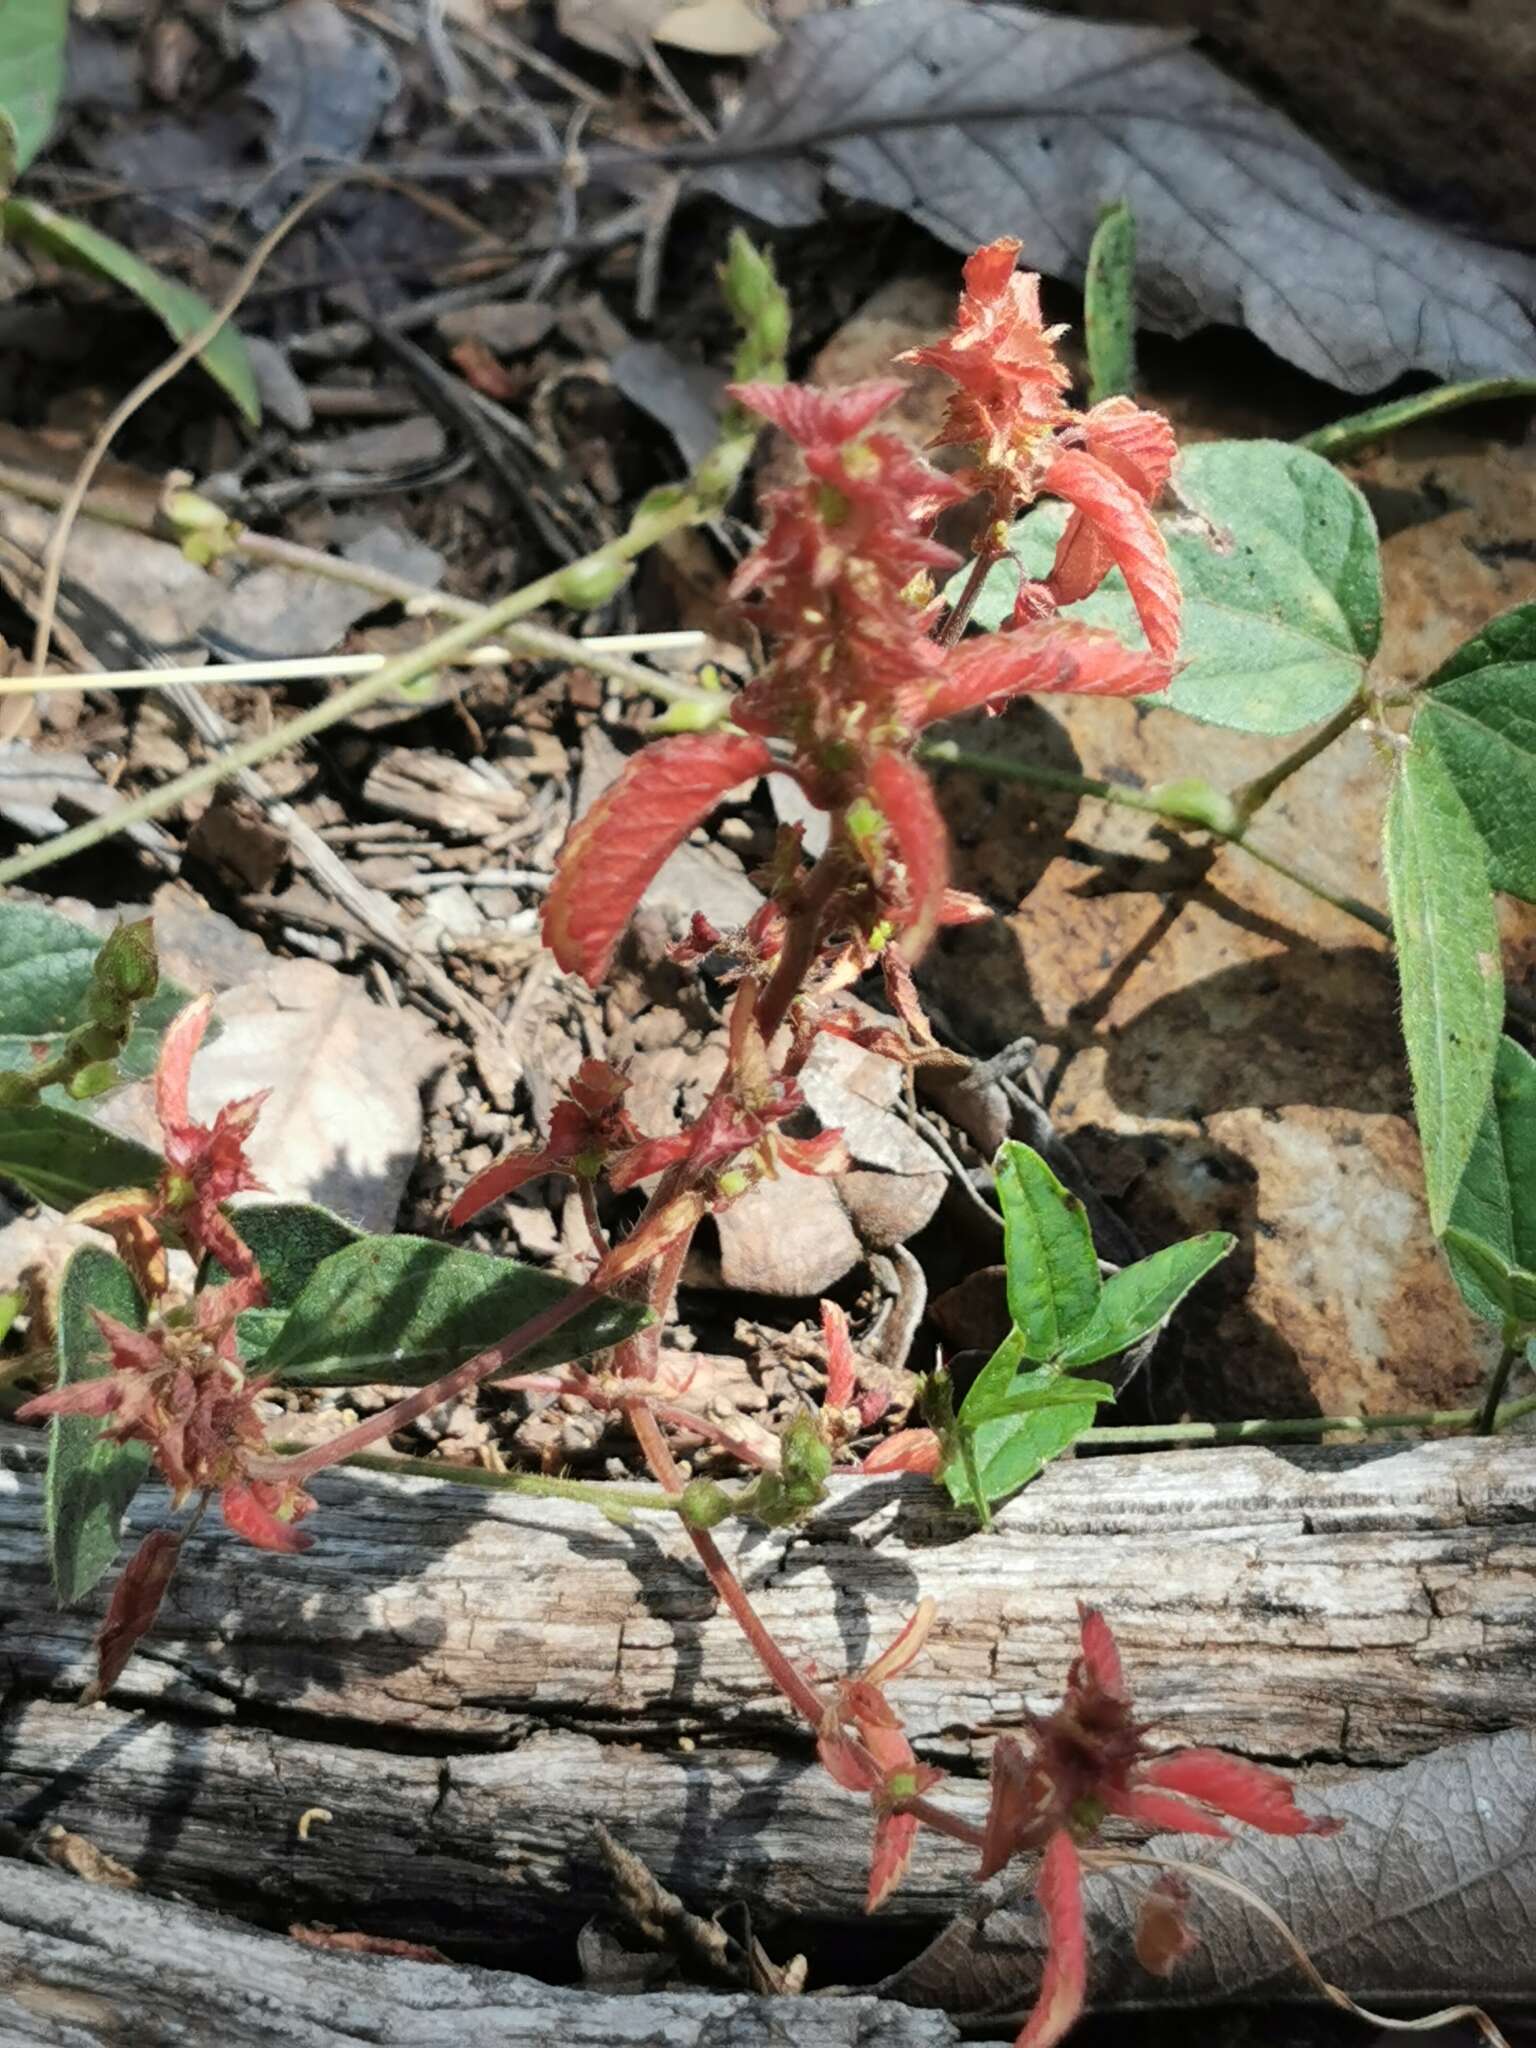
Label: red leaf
xmin=606 ymin=1130 xmax=695 ymax=1192
xmin=1016 ymin=1831 xmax=1088 ymax=2048
xmin=822 ymin=1299 xmax=856 ymax=1410
xmin=1075 ymin=1604 xmax=1125 ymax=1697
xmin=85 ymin=1528 xmax=182 ymax=1703
xmin=1137 ymin=1748 xmax=1339 ymax=1836
xmin=220 ymin=1479 xmax=316 ymax=1554
xmin=1042 ymin=448 xmax=1180 ymax=662
xmin=728 ymin=378 xmax=906 ymax=447
xmin=979 ymin=1733 xmax=1039 ymax=1881
xmin=1100 ymin=1783 xmax=1231 ymax=1839
xmin=1080 ymin=397 xmax=1177 ymax=501
xmin=543 ymin=734 xmax=774 ymax=984
xmin=861 ymin=1427 xmax=942 ymax=1476
xmin=867 ymin=751 xmax=949 ymax=962
xmin=449 ymin=1145 xmax=568 ymax=1226
xmin=155 ymin=992 xmax=214 ymax=1135
xmin=867 ymin=1807 xmax=922 ymax=1913
xmin=776 ymin=1128 xmax=852 ymax=1176
xmin=865 ymin=1597 xmax=937 ymax=1687
xmin=914 ymin=621 xmax=1169 ymax=727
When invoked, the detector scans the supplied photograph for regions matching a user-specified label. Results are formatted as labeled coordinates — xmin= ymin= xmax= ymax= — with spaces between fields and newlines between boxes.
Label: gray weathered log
xmin=1 ymin=1428 xmax=1533 ymax=1958
xmin=0 ymin=1863 xmax=959 ymax=2046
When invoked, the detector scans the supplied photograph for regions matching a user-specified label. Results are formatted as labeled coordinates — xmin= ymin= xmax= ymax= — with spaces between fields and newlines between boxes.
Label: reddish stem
xmin=252 ymin=1282 xmax=601 ymax=1484
xmin=939 ymin=537 xmax=1003 ymax=648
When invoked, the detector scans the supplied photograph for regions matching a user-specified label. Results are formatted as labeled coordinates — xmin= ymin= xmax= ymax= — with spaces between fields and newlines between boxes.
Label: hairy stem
xmin=335 ymin=1449 xmax=682 ymax=1515
xmin=940 ymin=538 xmax=1003 ymax=648
xmin=1228 ymin=693 xmax=1367 ymax=825
xmin=1477 ymin=1332 xmax=1528 ymax=1436
xmin=249 ymin=1282 xmax=603 ymax=1484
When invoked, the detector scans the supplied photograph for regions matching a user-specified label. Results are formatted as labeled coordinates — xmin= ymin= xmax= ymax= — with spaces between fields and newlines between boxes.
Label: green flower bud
xmin=680 ymin=1479 xmax=734 ymax=1530
xmin=65 ymin=1060 xmax=119 ymax=1101
xmin=1146 ymin=778 xmax=1240 ymax=836
xmin=555 ymin=557 xmax=634 ymax=611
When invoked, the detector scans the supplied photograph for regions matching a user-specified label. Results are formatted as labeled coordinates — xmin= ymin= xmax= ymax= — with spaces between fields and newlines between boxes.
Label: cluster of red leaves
xmin=19 ymin=997 xmax=311 ymax=1559
xmin=830 ymin=1603 xmax=1339 ymax=2048
xmin=542 ymin=237 xmax=1178 ymax=992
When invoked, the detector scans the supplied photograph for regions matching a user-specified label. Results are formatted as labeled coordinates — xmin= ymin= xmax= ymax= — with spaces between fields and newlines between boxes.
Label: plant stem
xmin=1083 ymin=1394 xmax=1536 ymax=1448
xmin=1228 ymin=694 xmax=1366 ymax=825
xmin=249 ymin=1281 xmax=604 ymax=1485
xmin=335 ymin=1449 xmax=682 ymax=1515
xmin=0 ymin=490 xmax=705 ymax=889
xmin=940 ymin=540 xmax=1002 ymax=648
xmin=1477 ymin=1330 xmax=1528 ymax=1436
xmin=920 ymin=739 xmax=1391 ymax=936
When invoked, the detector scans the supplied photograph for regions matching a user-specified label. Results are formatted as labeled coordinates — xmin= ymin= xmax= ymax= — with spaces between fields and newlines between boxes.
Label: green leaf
xmin=943 ymin=1368 xmax=1102 ymax=1510
xmin=45 ymin=1245 xmax=152 ymax=1606
xmin=0 ymin=901 xmax=188 ymax=1086
xmin=1084 ymin=200 xmax=1136 ymax=405
xmin=1384 ymin=736 xmax=1504 ymax=1234
xmin=994 ymin=1141 xmax=1101 ymax=1362
xmin=210 ymin=1201 xmax=364 ymax=1366
xmin=0 ymin=0 xmax=67 ymax=175
xmin=1417 ymin=611 xmax=1536 ymax=904
xmin=0 ymin=1104 xmax=163 ymax=1211
xmin=1299 ymin=380 xmax=1536 ymax=462
xmin=1057 ymin=1232 xmax=1235 ymax=1367
xmin=1441 ymin=1229 xmax=1536 ymax=1327
xmin=260 ymin=1235 xmax=653 ymax=1388
xmin=1442 ymin=1034 xmax=1536 ymax=1328
xmin=2 ymin=198 xmax=260 ymax=422
xmin=971 ymin=440 xmax=1381 ymax=735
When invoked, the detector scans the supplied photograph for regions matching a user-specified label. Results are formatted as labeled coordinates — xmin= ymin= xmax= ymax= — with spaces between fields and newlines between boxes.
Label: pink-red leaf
xmin=914 ymin=620 xmax=1169 ymax=727
xmin=1016 ymin=1831 xmax=1088 ymax=2048
xmin=1075 ymin=1604 xmax=1125 ymax=1697
xmin=868 ymin=1808 xmax=922 ymax=1913
xmin=1042 ymin=449 xmax=1180 ymax=662
xmin=544 ymin=734 xmax=774 ymax=985
xmin=861 ymin=1427 xmax=942 ymax=1476
xmin=867 ymin=751 xmax=949 ymax=963
xmin=728 ymin=378 xmax=905 ymax=447
xmin=1138 ymin=1748 xmax=1339 ymax=1836
xmin=86 ymin=1528 xmax=182 ymax=1704
xmin=822 ymin=1299 xmax=856 ymax=1410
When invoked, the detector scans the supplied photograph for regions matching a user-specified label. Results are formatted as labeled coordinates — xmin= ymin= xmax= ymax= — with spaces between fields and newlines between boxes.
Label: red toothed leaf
xmin=963 ymin=234 xmax=1024 ymax=301
xmin=728 ymin=377 xmax=906 ymax=446
xmin=1101 ymin=1784 xmax=1231 ymax=1839
xmin=1017 ymin=1831 xmax=1088 ymax=2048
xmin=1134 ymin=1874 xmax=1199 ymax=1979
xmin=154 ymin=992 xmax=214 ymax=1135
xmin=822 ymin=1299 xmax=856 ymax=1410
xmin=85 ymin=1526 xmax=182 ymax=1703
xmin=605 ymin=1131 xmax=695 ymax=1193
xmin=1043 ymin=449 xmax=1180 ymax=661
xmin=868 ymin=1808 xmax=923 ymax=1913
xmin=867 ymin=751 xmax=949 ymax=963
xmin=449 ymin=1146 xmax=569 ymax=1226
xmin=1137 ymin=1748 xmax=1339 ymax=1836
xmin=979 ymin=1734 xmax=1038 ymax=1882
xmin=544 ymin=735 xmax=774 ymax=985
xmin=220 ymin=1478 xmax=315 ymax=1554
xmin=1075 ymin=1604 xmax=1125 ymax=1697
xmin=1080 ymin=398 xmax=1177 ymax=502
xmin=776 ymin=1128 xmax=852 ymax=1176
xmin=915 ymin=620 xmax=1169 ymax=727
xmin=861 ymin=1427 xmax=942 ymax=1476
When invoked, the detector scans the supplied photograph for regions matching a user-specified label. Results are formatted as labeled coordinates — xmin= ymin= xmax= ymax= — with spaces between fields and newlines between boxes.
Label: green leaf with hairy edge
xmin=1440 ymin=1230 xmax=1536 ymax=1327
xmin=1385 ymin=736 xmax=1504 ymax=1234
xmin=45 ymin=1245 xmax=151 ymax=1605
xmin=967 ymin=440 xmax=1381 ymax=735
xmin=261 ymin=1235 xmax=652 ymax=1387
xmin=1057 ymin=1232 xmax=1235 ymax=1367
xmin=1300 ymin=380 xmax=1536 ymax=462
xmin=206 ymin=1202 xmax=363 ymax=1366
xmin=994 ymin=1141 xmax=1101 ymax=1362
xmin=2 ymin=199 xmax=259 ymax=422
xmin=0 ymin=1105 xmax=163 ymax=1211
xmin=0 ymin=902 xmax=189 ymax=1085
xmin=1084 ymin=200 xmax=1136 ymax=405
xmin=1417 ymin=604 xmax=1536 ymax=904
xmin=1442 ymin=1034 xmax=1536 ymax=1328
xmin=0 ymin=0 xmax=67 ymax=175
xmin=943 ymin=1367 xmax=1103 ymax=1510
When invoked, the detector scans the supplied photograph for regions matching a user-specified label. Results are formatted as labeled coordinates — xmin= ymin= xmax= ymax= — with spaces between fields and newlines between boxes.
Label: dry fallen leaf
xmin=706 ymin=0 xmax=1536 ymax=392
xmin=880 ymin=1730 xmax=1536 ymax=2017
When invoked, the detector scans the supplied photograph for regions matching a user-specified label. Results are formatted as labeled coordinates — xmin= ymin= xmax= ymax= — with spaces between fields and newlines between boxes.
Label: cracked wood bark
xmin=1 ymin=1428 xmax=1533 ymax=1965
xmin=0 ymin=1863 xmax=960 ymax=2047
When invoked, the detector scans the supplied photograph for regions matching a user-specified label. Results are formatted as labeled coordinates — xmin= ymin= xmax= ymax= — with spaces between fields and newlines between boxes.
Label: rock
xmin=797 ymin=1033 xmax=947 ymax=1251
xmin=712 ymin=1170 xmax=860 ymax=1297
xmin=98 ymin=957 xmax=446 ymax=1234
